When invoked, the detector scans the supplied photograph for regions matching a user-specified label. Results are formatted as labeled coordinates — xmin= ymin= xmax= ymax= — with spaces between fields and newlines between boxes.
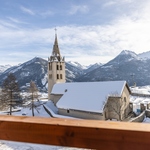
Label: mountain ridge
xmin=1 ymin=50 xmax=150 ymax=90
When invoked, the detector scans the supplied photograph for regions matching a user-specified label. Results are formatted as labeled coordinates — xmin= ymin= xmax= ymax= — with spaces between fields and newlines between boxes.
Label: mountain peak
xmin=67 ymin=61 xmax=87 ymax=69
xmin=120 ymin=50 xmax=137 ymax=56
xmin=119 ymin=50 xmax=139 ymax=60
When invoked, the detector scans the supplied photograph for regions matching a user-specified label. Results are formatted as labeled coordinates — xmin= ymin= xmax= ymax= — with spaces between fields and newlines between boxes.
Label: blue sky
xmin=1 ymin=0 xmax=150 ymax=65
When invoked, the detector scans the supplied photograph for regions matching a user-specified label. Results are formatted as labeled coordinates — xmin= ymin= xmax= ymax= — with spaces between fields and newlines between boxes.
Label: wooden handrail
xmin=0 ymin=115 xmax=149 ymax=149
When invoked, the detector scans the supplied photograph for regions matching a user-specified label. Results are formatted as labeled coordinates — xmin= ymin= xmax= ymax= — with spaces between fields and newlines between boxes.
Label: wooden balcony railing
xmin=0 ymin=115 xmax=150 ymax=150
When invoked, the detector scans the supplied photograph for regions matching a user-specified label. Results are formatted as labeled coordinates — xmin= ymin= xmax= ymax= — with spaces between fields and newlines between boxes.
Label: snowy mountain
xmin=65 ymin=62 xmax=84 ymax=81
xmin=138 ymin=51 xmax=150 ymax=59
xmin=0 ymin=58 xmax=86 ymax=90
xmin=0 ymin=65 xmax=12 ymax=74
xmin=67 ymin=61 xmax=87 ymax=70
xmin=0 ymin=57 xmax=48 ymax=91
xmin=107 ymin=50 xmax=140 ymax=65
xmin=2 ymin=49 xmax=150 ymax=89
xmin=76 ymin=50 xmax=150 ymax=86
xmin=84 ymin=63 xmax=102 ymax=74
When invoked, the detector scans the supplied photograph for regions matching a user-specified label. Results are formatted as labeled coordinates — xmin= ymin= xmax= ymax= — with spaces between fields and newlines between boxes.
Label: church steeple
xmin=48 ymin=29 xmax=66 ymax=99
xmin=50 ymin=29 xmax=62 ymax=61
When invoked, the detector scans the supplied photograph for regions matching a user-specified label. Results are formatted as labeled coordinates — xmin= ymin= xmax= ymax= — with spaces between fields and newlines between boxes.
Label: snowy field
xmin=130 ymin=86 xmax=150 ymax=112
xmin=0 ymin=141 xmax=88 ymax=150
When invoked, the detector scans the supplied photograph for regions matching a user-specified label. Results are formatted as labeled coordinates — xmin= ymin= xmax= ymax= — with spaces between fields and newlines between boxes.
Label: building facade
xmin=51 ymin=81 xmax=132 ymax=121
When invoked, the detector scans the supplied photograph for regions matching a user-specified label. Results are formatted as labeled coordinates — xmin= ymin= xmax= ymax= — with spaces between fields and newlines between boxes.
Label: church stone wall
xmin=50 ymin=94 xmax=63 ymax=105
xmin=58 ymin=108 xmax=105 ymax=120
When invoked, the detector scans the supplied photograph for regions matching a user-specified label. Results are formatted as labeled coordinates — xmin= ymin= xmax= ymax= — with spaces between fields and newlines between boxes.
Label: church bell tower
xmin=48 ymin=29 xmax=66 ymax=99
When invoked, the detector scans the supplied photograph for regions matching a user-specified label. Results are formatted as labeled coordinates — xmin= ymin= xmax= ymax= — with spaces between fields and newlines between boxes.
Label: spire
xmin=50 ymin=28 xmax=62 ymax=61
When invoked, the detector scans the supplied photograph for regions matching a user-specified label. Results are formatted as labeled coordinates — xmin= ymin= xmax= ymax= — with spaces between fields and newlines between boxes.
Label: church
xmin=48 ymin=31 xmax=132 ymax=121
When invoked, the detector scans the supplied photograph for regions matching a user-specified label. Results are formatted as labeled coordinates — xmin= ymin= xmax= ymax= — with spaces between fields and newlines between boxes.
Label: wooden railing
xmin=0 ymin=115 xmax=150 ymax=150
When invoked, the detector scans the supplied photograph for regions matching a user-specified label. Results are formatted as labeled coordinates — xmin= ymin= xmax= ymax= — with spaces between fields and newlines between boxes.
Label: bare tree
xmin=2 ymin=73 xmax=20 ymax=115
xmin=106 ymin=92 xmax=127 ymax=121
xmin=28 ymin=81 xmax=39 ymax=116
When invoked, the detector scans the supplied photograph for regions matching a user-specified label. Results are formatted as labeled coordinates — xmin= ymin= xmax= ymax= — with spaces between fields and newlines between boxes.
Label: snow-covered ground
xmin=0 ymin=141 xmax=88 ymax=150
xmin=143 ymin=117 xmax=150 ymax=123
xmin=130 ymin=85 xmax=150 ymax=95
xmin=130 ymin=86 xmax=150 ymax=113
xmin=0 ymin=141 xmax=67 ymax=150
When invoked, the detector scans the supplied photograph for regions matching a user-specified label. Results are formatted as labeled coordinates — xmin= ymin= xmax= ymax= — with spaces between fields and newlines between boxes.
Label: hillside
xmin=0 ymin=58 xmax=99 ymax=91
xmin=1 ymin=50 xmax=150 ymax=90
xmin=76 ymin=50 xmax=150 ymax=86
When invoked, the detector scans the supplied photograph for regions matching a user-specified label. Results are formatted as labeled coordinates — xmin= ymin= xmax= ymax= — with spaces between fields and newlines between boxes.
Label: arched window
xmin=57 ymin=74 xmax=59 ymax=79
xmin=60 ymin=65 xmax=62 ymax=70
xmin=57 ymin=65 xmax=59 ymax=70
xmin=60 ymin=74 xmax=63 ymax=79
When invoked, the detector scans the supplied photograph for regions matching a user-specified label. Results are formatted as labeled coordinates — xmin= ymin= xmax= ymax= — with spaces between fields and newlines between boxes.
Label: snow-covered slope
xmin=65 ymin=61 xmax=85 ymax=81
xmin=0 ymin=65 xmax=12 ymax=74
xmin=138 ymin=51 xmax=150 ymax=59
xmin=3 ymin=49 xmax=150 ymax=88
xmin=76 ymin=50 xmax=150 ymax=86
xmin=0 ymin=58 xmax=87 ymax=90
xmin=84 ymin=62 xmax=102 ymax=73
xmin=67 ymin=61 xmax=87 ymax=70
xmin=0 ymin=57 xmax=48 ymax=91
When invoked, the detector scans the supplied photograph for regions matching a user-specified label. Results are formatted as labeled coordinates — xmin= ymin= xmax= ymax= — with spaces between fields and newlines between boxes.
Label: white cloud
xmin=69 ymin=5 xmax=89 ymax=15
xmin=0 ymin=20 xmax=150 ymax=65
xmin=0 ymin=20 xmax=18 ymax=29
xmin=1 ymin=1 xmax=150 ymax=65
xmin=7 ymin=17 xmax=28 ymax=24
xmin=20 ymin=6 xmax=35 ymax=15
xmin=102 ymin=1 xmax=116 ymax=7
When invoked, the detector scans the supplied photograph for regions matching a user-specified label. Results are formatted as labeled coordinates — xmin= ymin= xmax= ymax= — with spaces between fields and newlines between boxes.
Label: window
xmin=57 ymin=74 xmax=59 ymax=79
xmin=57 ymin=65 xmax=59 ymax=70
xmin=67 ymin=109 xmax=69 ymax=113
xmin=124 ymin=97 xmax=126 ymax=102
xmin=60 ymin=65 xmax=62 ymax=70
xmin=60 ymin=74 xmax=62 ymax=79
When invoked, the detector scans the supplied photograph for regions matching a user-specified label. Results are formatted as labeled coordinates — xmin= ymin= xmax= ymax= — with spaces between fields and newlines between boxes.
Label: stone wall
xmin=50 ymin=94 xmax=63 ymax=105
xmin=58 ymin=108 xmax=105 ymax=120
xmin=145 ymin=110 xmax=150 ymax=117
xmin=131 ymin=93 xmax=150 ymax=97
xmin=128 ymin=111 xmax=145 ymax=122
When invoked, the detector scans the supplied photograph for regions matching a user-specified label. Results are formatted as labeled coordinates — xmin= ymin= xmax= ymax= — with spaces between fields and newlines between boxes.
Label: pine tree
xmin=2 ymin=73 xmax=20 ymax=115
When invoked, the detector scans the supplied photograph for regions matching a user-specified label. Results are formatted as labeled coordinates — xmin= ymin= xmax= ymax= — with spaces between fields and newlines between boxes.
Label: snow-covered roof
xmin=52 ymin=81 xmax=127 ymax=113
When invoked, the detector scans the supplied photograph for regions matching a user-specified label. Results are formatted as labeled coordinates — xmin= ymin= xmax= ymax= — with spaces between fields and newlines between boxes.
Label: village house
xmin=48 ymin=31 xmax=132 ymax=121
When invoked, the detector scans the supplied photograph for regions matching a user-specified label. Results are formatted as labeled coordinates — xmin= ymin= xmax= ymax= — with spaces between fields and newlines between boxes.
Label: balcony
xmin=0 ymin=115 xmax=149 ymax=149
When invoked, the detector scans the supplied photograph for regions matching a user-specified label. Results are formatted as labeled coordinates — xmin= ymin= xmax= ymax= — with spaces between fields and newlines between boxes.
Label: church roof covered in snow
xmin=51 ymin=81 xmax=129 ymax=113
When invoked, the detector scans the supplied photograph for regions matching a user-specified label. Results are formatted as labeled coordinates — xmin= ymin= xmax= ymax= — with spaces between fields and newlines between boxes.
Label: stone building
xmin=50 ymin=81 xmax=131 ymax=121
xmin=48 ymin=31 xmax=66 ymax=99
